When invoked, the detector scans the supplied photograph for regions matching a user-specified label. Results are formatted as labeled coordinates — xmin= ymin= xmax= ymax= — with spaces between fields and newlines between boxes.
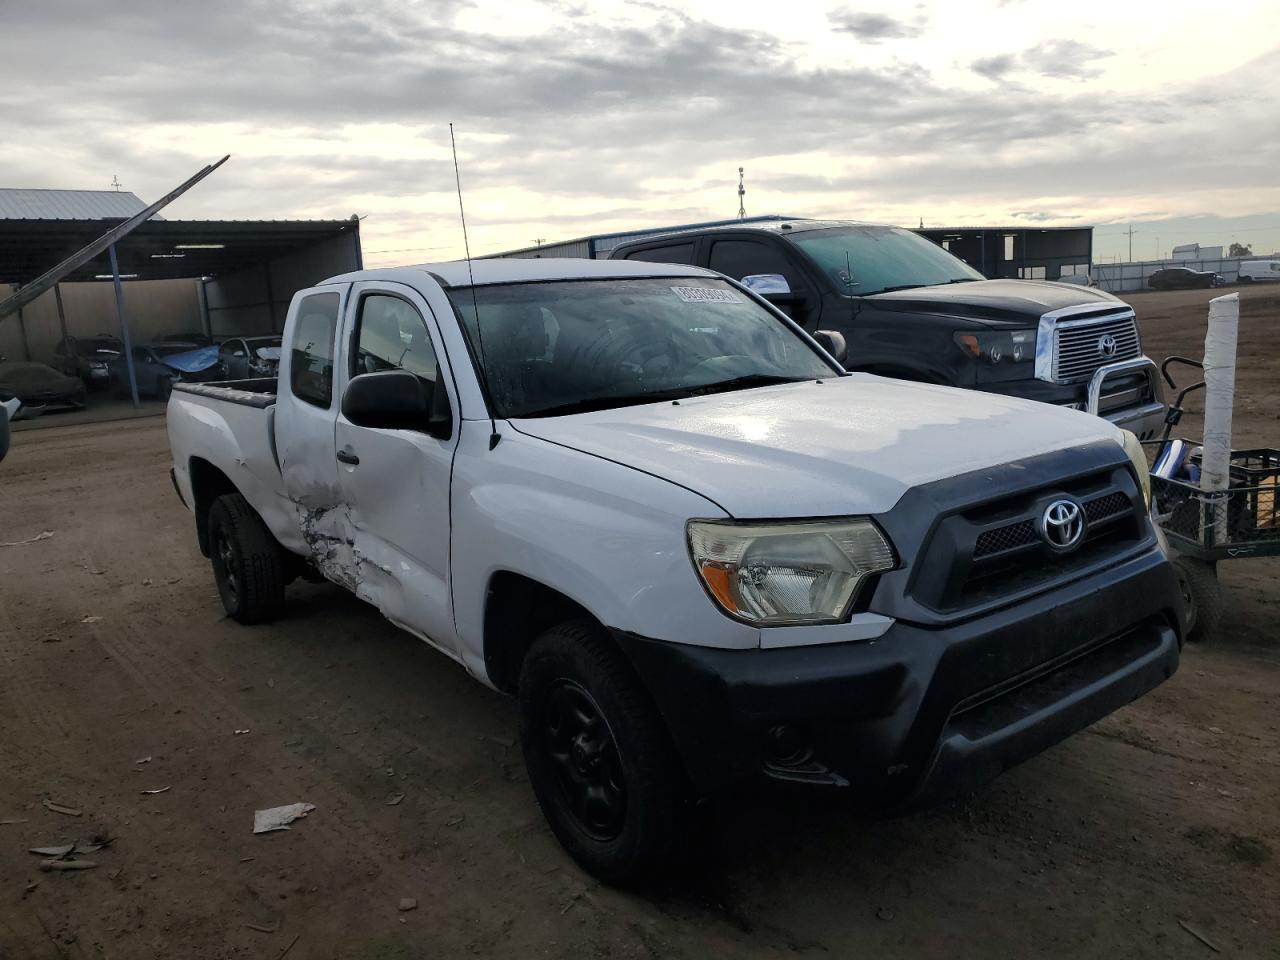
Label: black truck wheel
xmin=518 ymin=619 xmax=691 ymax=884
xmin=207 ymin=493 xmax=285 ymax=624
xmin=1174 ymin=556 xmax=1221 ymax=643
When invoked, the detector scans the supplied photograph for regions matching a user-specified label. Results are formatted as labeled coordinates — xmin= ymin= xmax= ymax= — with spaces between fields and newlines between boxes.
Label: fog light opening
xmin=764 ymin=724 xmax=811 ymax=766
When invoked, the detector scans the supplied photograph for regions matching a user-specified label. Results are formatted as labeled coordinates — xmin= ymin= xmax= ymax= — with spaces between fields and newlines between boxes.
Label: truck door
xmin=332 ymin=283 xmax=460 ymax=655
xmin=275 ymin=285 xmax=358 ymax=586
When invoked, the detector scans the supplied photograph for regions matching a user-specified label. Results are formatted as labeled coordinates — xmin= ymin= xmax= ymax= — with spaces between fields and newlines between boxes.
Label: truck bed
xmin=172 ymin=377 xmax=277 ymax=408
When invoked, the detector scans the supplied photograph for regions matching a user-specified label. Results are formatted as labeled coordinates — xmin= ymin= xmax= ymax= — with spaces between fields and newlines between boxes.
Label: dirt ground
xmin=1 ymin=285 xmax=1277 ymax=960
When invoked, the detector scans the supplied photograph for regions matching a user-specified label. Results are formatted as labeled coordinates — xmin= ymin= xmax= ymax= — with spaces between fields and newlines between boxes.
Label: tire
xmin=207 ymin=493 xmax=285 ymax=624
xmin=156 ymin=376 xmax=173 ymax=402
xmin=1174 ymin=556 xmax=1221 ymax=643
xmin=518 ymin=619 xmax=691 ymax=884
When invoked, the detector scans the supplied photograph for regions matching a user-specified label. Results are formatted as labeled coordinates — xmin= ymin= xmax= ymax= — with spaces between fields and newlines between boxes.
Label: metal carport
xmin=1 ymin=179 xmax=362 ymax=405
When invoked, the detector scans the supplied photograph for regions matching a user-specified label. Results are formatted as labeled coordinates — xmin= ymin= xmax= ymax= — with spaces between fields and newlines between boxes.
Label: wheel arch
xmin=188 ymin=456 xmax=241 ymax=557
xmin=482 ymin=570 xmax=600 ymax=695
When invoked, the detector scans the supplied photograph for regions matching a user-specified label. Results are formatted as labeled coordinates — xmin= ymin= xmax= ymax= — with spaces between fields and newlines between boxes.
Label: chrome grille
xmin=1053 ymin=314 xmax=1140 ymax=382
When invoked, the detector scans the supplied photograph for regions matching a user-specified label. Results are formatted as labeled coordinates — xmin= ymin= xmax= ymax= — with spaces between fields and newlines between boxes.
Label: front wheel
xmin=1174 ymin=556 xmax=1221 ymax=643
xmin=207 ymin=493 xmax=285 ymax=624
xmin=518 ymin=620 xmax=691 ymax=884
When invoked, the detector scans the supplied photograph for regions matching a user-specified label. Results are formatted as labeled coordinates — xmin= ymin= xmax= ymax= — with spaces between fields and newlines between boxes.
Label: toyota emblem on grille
xmin=1097 ymin=333 xmax=1118 ymax=358
xmin=1040 ymin=499 xmax=1085 ymax=551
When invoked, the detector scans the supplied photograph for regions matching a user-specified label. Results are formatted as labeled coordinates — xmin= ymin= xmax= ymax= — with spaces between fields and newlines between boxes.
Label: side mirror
xmin=341 ymin=370 xmax=452 ymax=439
xmin=812 ymin=330 xmax=848 ymax=366
xmin=741 ymin=273 xmax=791 ymax=296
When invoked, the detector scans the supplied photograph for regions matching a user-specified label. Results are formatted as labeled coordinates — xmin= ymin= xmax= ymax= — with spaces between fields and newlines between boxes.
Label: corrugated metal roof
xmin=0 ymin=188 xmax=152 ymax=220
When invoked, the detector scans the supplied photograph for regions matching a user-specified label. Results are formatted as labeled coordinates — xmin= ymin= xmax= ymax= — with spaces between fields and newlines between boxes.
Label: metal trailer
xmin=1147 ymin=358 xmax=1280 ymax=642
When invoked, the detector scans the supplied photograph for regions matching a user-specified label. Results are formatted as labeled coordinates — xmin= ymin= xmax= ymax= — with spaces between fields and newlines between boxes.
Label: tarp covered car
xmin=0 ymin=361 xmax=87 ymax=411
xmin=110 ymin=344 xmax=222 ymax=400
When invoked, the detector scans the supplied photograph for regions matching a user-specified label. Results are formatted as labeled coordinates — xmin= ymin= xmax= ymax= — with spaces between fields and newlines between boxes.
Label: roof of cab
xmin=324 ymin=257 xmax=717 ymax=289
xmin=605 ymin=218 xmax=885 ymax=255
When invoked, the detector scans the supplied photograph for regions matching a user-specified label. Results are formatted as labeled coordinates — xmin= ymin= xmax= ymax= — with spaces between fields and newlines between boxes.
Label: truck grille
xmin=1053 ymin=313 xmax=1141 ymax=382
xmin=908 ymin=462 xmax=1148 ymax=614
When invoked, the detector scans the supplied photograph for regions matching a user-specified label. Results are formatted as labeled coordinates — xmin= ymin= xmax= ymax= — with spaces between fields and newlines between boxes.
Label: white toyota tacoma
xmin=167 ymin=258 xmax=1183 ymax=882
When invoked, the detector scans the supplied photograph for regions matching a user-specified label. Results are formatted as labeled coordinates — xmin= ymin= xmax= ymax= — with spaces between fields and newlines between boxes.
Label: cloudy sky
xmin=3 ymin=0 xmax=1278 ymax=264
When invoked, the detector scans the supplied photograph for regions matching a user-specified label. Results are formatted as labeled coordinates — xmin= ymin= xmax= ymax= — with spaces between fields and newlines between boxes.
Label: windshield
xmin=447 ymin=277 xmax=837 ymax=418
xmin=791 ymin=225 xmax=983 ymax=297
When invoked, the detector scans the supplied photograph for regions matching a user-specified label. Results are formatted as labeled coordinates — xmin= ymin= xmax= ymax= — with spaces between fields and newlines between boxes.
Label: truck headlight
xmin=688 ymin=518 xmax=896 ymax=625
xmin=1119 ymin=429 xmax=1151 ymax=509
xmin=954 ymin=329 xmax=1035 ymax=364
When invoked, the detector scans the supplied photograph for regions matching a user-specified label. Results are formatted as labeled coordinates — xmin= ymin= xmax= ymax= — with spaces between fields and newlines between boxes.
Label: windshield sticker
xmin=671 ymin=286 xmax=742 ymax=305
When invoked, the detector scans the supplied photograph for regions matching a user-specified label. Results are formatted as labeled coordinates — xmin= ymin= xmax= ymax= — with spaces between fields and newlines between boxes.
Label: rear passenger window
xmin=290 ymin=292 xmax=340 ymax=408
xmin=626 ymin=242 xmax=695 ymax=265
xmin=352 ymin=294 xmax=438 ymax=387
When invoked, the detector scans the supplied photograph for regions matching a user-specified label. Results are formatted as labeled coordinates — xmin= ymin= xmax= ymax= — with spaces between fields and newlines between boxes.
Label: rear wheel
xmin=1174 ymin=556 xmax=1221 ymax=643
xmin=207 ymin=493 xmax=285 ymax=624
xmin=518 ymin=619 xmax=691 ymax=884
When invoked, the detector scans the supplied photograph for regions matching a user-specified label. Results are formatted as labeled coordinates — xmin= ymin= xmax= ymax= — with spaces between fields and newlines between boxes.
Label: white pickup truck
xmin=167 ymin=258 xmax=1183 ymax=882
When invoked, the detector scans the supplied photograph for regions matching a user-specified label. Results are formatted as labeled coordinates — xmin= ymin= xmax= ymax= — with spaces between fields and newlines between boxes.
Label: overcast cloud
xmin=1 ymin=0 xmax=1277 ymax=261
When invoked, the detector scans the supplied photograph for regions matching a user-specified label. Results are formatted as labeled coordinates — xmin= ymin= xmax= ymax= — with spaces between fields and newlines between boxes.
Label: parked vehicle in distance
xmin=52 ymin=335 xmax=123 ymax=388
xmin=611 ymin=220 xmax=1166 ymax=440
xmin=0 ymin=360 xmax=86 ymax=411
xmin=218 ymin=336 xmax=282 ymax=380
xmin=1237 ymin=259 xmax=1280 ymax=282
xmin=168 ymin=258 xmax=1183 ymax=883
xmin=110 ymin=343 xmax=222 ymax=400
xmin=1148 ymin=267 xmax=1224 ymax=290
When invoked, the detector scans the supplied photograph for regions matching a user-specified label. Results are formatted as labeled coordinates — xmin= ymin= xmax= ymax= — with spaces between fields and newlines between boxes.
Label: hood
xmin=864 ymin=279 xmax=1125 ymax=326
xmin=510 ymin=375 xmax=1122 ymax=517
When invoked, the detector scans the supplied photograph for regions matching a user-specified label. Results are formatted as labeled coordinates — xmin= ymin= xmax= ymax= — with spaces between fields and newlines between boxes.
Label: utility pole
xmin=737 ymin=167 xmax=746 ymax=220
xmin=1126 ymin=223 xmax=1136 ymax=262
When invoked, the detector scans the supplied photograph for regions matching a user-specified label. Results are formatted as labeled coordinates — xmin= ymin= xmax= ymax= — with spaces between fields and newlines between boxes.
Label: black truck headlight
xmin=688 ymin=519 xmax=896 ymax=626
xmin=954 ymin=329 xmax=1035 ymax=364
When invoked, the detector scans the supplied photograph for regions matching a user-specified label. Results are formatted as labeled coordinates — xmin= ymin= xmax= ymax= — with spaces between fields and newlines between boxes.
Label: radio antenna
xmin=450 ymin=122 xmax=500 ymax=450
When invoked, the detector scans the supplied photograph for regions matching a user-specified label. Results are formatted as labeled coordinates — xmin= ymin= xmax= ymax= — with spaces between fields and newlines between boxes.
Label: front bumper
xmin=613 ymin=544 xmax=1182 ymax=807
xmin=980 ymin=360 xmax=1166 ymax=441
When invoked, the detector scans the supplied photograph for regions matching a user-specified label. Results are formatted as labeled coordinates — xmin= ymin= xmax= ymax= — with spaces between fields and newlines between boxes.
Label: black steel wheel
xmin=518 ymin=619 xmax=691 ymax=884
xmin=1174 ymin=555 xmax=1221 ymax=643
xmin=543 ymin=679 xmax=627 ymax=840
xmin=207 ymin=493 xmax=285 ymax=624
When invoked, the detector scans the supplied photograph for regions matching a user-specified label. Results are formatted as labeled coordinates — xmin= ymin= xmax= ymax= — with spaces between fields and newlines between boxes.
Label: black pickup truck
xmin=611 ymin=220 xmax=1165 ymax=439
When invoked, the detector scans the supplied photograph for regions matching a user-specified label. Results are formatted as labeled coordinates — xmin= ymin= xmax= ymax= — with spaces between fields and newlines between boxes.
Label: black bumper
xmin=613 ymin=545 xmax=1182 ymax=807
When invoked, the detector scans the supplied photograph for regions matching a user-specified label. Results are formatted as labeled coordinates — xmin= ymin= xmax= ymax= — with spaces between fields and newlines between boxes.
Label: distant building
xmin=915 ymin=226 xmax=1093 ymax=282
xmin=1172 ymin=243 xmax=1223 ymax=261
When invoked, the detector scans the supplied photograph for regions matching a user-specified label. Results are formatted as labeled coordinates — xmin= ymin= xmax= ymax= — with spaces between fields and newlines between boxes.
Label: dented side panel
xmin=275 ymin=283 xmax=353 ymax=577
xmin=331 ymin=281 xmax=462 ymax=658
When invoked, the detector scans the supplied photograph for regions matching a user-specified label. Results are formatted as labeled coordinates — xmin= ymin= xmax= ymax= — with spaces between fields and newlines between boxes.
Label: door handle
xmin=336 ymin=448 xmax=360 ymax=465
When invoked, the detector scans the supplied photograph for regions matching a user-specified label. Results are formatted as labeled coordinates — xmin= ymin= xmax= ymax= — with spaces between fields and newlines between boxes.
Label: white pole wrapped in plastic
xmin=1200 ymin=292 xmax=1239 ymax=544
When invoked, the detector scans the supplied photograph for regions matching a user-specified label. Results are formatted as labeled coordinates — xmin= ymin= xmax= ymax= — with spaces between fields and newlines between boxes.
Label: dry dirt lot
xmin=1 ymin=285 xmax=1277 ymax=960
